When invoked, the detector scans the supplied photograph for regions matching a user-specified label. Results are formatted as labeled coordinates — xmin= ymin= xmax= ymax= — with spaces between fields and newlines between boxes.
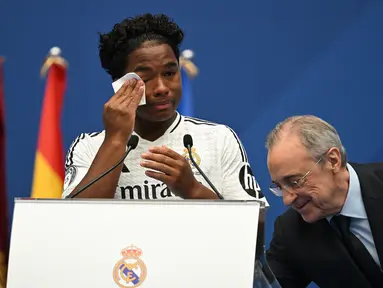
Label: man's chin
xmin=137 ymin=109 xmax=176 ymax=123
xmin=300 ymin=210 xmax=324 ymax=223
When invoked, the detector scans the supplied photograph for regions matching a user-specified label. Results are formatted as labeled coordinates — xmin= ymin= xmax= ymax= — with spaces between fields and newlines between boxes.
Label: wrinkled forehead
xmin=267 ymin=135 xmax=312 ymax=181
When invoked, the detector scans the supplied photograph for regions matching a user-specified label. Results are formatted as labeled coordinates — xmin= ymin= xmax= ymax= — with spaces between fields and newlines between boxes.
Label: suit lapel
xmin=363 ymin=196 xmax=383 ymax=266
xmin=355 ymin=164 xmax=383 ymax=266
xmin=301 ymin=219 xmax=372 ymax=286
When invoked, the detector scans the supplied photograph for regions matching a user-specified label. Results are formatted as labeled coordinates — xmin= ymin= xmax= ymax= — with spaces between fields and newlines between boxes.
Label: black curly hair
xmin=99 ymin=13 xmax=184 ymax=81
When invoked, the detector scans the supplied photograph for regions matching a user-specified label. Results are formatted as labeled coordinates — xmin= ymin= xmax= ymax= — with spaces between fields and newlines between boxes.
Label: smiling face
xmin=267 ymin=133 xmax=346 ymax=223
xmin=125 ymin=42 xmax=182 ymax=122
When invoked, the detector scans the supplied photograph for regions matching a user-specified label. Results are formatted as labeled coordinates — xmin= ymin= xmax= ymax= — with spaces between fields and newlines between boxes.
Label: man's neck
xmin=333 ymin=166 xmax=351 ymax=215
xmin=134 ymin=113 xmax=177 ymax=142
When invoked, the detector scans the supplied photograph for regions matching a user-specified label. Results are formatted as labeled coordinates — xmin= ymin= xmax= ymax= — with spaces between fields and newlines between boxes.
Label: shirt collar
xmin=167 ymin=111 xmax=182 ymax=134
xmin=132 ymin=111 xmax=182 ymax=139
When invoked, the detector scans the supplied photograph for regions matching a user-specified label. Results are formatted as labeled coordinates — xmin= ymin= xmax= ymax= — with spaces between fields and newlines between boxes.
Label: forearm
xmin=187 ymin=182 xmax=219 ymax=199
xmin=68 ymin=139 xmax=127 ymax=198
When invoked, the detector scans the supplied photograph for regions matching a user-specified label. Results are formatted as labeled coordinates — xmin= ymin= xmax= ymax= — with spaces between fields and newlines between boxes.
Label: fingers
xmin=122 ymin=80 xmax=144 ymax=107
xmin=144 ymin=170 xmax=171 ymax=183
xmin=147 ymin=146 xmax=182 ymax=160
xmin=109 ymin=78 xmax=141 ymax=105
xmin=107 ymin=79 xmax=144 ymax=109
xmin=141 ymin=151 xmax=178 ymax=168
xmin=112 ymin=79 xmax=138 ymax=101
xmin=140 ymin=160 xmax=174 ymax=175
xmin=140 ymin=147 xmax=185 ymax=177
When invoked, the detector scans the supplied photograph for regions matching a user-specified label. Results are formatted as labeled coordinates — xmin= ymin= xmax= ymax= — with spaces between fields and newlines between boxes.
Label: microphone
xmin=183 ymin=134 xmax=224 ymax=199
xmin=67 ymin=135 xmax=139 ymax=199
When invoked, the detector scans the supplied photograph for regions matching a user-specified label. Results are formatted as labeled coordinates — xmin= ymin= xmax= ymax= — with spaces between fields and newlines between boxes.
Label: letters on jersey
xmin=62 ymin=113 xmax=268 ymax=205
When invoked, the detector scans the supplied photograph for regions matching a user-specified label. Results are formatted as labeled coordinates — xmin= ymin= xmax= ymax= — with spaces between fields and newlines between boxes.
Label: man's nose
xmin=282 ymin=189 xmax=298 ymax=206
xmin=153 ymin=77 xmax=169 ymax=96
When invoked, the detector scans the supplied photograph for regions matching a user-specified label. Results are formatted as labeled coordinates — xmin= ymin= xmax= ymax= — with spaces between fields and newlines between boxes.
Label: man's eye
xmin=164 ymin=71 xmax=176 ymax=76
xmin=287 ymin=179 xmax=299 ymax=186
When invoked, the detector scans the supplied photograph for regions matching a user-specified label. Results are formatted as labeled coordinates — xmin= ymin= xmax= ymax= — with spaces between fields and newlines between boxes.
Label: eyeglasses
xmin=269 ymin=156 xmax=324 ymax=197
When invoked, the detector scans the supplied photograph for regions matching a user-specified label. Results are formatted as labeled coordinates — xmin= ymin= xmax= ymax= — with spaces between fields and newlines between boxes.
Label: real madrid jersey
xmin=62 ymin=112 xmax=268 ymax=205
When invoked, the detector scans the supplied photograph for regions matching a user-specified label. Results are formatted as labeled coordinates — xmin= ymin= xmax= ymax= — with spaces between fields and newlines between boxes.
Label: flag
xmin=0 ymin=57 xmax=8 ymax=288
xmin=179 ymin=50 xmax=198 ymax=116
xmin=31 ymin=47 xmax=67 ymax=198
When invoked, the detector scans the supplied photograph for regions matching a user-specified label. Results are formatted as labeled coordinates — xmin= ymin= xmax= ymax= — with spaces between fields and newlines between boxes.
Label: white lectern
xmin=6 ymin=199 xmax=273 ymax=288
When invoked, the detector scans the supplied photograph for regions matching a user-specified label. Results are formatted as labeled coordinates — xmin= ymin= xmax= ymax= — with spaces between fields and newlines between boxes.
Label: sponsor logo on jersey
xmin=119 ymin=181 xmax=174 ymax=199
xmin=113 ymin=245 xmax=147 ymax=287
xmin=239 ymin=163 xmax=264 ymax=199
xmin=119 ymin=181 xmax=203 ymax=200
xmin=63 ymin=165 xmax=77 ymax=190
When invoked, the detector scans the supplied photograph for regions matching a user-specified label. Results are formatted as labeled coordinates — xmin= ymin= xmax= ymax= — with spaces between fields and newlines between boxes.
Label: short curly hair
xmin=98 ymin=13 xmax=184 ymax=80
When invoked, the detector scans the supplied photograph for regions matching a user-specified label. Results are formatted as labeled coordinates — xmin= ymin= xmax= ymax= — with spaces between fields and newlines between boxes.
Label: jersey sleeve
xmin=62 ymin=133 xmax=96 ymax=198
xmin=220 ymin=126 xmax=269 ymax=206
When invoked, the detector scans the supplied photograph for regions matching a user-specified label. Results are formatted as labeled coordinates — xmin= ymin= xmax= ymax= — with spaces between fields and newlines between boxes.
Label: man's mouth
xmin=295 ymin=200 xmax=310 ymax=210
xmin=148 ymin=99 xmax=173 ymax=110
xmin=147 ymin=99 xmax=171 ymax=106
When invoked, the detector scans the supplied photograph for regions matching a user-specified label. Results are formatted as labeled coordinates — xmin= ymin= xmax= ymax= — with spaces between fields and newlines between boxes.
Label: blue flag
xmin=179 ymin=67 xmax=194 ymax=117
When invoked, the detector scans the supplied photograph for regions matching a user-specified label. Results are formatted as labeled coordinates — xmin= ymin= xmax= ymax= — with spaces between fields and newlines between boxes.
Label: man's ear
xmin=326 ymin=147 xmax=342 ymax=173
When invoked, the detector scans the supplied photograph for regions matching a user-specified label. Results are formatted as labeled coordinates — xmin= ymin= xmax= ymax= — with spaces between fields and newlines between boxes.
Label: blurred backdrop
xmin=1 ymin=1 xmax=383 ymax=287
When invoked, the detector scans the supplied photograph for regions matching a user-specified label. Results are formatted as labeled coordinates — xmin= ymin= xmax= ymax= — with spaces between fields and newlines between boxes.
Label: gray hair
xmin=265 ymin=115 xmax=347 ymax=166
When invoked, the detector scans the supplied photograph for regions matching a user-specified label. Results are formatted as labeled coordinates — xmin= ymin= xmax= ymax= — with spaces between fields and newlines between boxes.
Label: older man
xmin=265 ymin=115 xmax=383 ymax=288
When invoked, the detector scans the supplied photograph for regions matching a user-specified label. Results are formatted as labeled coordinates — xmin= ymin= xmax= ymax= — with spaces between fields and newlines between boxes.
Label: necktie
xmin=332 ymin=215 xmax=383 ymax=287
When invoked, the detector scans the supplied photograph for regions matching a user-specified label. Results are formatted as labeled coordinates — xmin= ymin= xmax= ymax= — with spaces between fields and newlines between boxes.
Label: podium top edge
xmin=14 ymin=198 xmax=267 ymax=208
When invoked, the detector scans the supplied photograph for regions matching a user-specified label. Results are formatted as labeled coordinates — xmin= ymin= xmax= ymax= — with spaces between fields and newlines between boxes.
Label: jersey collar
xmin=167 ymin=111 xmax=182 ymax=134
xmin=132 ymin=111 xmax=182 ymax=139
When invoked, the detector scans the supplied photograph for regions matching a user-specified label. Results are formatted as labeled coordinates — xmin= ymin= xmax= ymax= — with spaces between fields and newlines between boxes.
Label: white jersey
xmin=62 ymin=112 xmax=268 ymax=205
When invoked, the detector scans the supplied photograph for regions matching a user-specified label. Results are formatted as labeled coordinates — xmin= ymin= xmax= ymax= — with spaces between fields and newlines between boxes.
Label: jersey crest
xmin=63 ymin=165 xmax=77 ymax=191
xmin=182 ymin=147 xmax=201 ymax=167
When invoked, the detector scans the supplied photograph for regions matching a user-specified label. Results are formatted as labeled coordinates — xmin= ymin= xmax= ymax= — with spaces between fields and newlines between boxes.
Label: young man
xmin=62 ymin=13 xmax=267 ymax=203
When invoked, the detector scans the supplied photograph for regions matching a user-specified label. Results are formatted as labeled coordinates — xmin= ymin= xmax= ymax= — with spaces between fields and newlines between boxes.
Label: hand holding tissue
xmin=112 ymin=72 xmax=146 ymax=106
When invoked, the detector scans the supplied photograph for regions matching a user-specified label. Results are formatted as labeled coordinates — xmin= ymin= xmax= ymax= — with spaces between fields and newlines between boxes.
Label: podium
xmin=7 ymin=198 xmax=279 ymax=287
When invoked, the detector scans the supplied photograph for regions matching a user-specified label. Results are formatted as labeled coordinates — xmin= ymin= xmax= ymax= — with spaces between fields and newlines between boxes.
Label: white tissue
xmin=112 ymin=72 xmax=146 ymax=106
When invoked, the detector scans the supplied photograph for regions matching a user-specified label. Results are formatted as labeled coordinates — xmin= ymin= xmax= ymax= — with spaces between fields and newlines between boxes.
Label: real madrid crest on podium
xmin=113 ymin=245 xmax=147 ymax=287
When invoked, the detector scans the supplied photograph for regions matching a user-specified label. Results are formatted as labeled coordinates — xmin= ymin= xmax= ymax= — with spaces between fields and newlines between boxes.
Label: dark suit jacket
xmin=266 ymin=162 xmax=383 ymax=288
